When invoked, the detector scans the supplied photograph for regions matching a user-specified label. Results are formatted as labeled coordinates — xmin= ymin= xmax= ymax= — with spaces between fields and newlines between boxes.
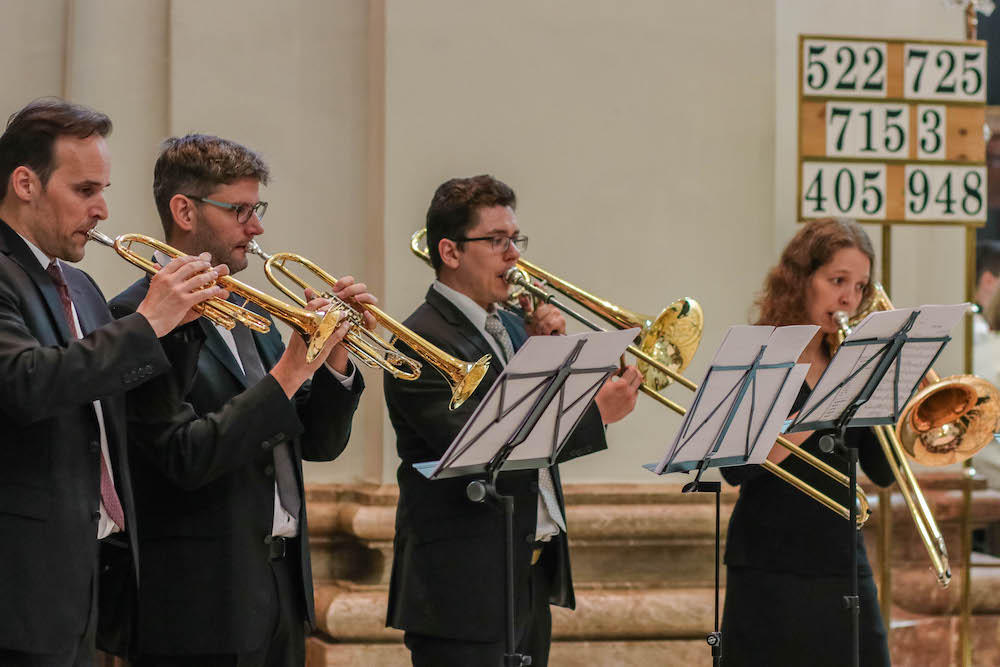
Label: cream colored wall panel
xmin=382 ymin=1 xmax=776 ymax=482
xmin=0 ymin=0 xmax=66 ymax=111
xmin=68 ymin=0 xmax=171 ymax=295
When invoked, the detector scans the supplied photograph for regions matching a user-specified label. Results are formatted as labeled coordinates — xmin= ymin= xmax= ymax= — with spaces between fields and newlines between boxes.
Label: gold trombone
xmin=246 ymin=242 xmax=491 ymax=410
xmin=831 ymin=284 xmax=1000 ymax=586
xmin=410 ymin=228 xmax=870 ymax=526
xmin=87 ymin=230 xmax=343 ymax=363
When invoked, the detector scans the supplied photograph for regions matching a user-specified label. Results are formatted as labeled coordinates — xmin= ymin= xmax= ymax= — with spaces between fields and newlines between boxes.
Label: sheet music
xmin=649 ymin=324 xmax=817 ymax=474
xmin=791 ymin=303 xmax=967 ymax=428
xmin=425 ymin=327 xmax=639 ymax=479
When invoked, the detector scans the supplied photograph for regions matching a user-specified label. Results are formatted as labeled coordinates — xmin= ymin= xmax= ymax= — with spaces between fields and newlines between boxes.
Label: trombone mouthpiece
xmin=86 ymin=228 xmax=115 ymax=248
xmin=833 ymin=311 xmax=851 ymax=333
xmin=503 ymin=266 xmax=530 ymax=286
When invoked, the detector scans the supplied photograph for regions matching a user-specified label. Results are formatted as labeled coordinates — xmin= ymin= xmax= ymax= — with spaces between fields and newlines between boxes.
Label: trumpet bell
xmin=306 ymin=309 xmax=345 ymax=364
xmin=637 ymin=297 xmax=704 ymax=391
xmin=898 ymin=375 xmax=1000 ymax=466
xmin=450 ymin=356 xmax=492 ymax=410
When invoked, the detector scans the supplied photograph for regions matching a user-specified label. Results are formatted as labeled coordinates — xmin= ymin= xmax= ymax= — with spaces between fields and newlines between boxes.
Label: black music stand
xmin=786 ymin=304 xmax=964 ymax=667
xmin=645 ymin=324 xmax=818 ymax=667
xmin=415 ymin=328 xmax=636 ymax=667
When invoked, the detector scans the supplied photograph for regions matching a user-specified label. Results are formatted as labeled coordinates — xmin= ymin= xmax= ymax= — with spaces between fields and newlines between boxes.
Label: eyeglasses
xmin=454 ymin=235 xmax=529 ymax=254
xmin=185 ymin=195 xmax=268 ymax=224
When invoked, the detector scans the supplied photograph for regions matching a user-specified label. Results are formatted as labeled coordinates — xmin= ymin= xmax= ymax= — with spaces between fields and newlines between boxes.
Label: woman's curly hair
xmin=754 ymin=218 xmax=875 ymax=327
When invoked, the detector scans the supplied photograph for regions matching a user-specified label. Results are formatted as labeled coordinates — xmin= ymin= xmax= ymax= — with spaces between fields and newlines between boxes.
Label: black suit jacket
xmin=384 ymin=285 xmax=607 ymax=642
xmin=0 ymin=220 xmax=171 ymax=653
xmin=110 ymin=276 xmax=364 ymax=655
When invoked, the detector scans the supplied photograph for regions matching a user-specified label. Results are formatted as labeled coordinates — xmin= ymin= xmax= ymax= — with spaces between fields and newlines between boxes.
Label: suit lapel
xmin=198 ymin=318 xmax=250 ymax=389
xmin=0 ymin=221 xmax=72 ymax=343
xmin=424 ymin=286 xmax=503 ymax=374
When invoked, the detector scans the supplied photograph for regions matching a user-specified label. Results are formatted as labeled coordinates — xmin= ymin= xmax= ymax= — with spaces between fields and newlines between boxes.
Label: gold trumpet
xmin=88 ymin=229 xmax=270 ymax=333
xmin=410 ymin=228 xmax=870 ymax=525
xmin=87 ymin=230 xmax=343 ymax=363
xmin=246 ymin=242 xmax=491 ymax=409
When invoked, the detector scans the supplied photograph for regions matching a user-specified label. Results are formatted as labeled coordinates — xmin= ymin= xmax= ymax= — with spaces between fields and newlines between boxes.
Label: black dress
xmin=719 ymin=387 xmax=895 ymax=667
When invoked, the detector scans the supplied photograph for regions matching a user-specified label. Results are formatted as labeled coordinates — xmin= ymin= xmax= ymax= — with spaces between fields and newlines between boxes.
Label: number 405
xmin=802 ymin=164 xmax=885 ymax=218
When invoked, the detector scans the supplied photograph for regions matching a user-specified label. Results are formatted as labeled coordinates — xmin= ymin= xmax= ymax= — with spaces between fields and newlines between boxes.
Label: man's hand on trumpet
xmin=270 ymin=294 xmax=352 ymax=398
xmin=299 ymin=279 xmax=379 ymax=376
xmin=138 ymin=252 xmax=231 ymax=336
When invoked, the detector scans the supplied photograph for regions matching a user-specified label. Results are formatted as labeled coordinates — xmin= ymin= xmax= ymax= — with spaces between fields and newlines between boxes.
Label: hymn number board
xmin=798 ymin=35 xmax=987 ymax=225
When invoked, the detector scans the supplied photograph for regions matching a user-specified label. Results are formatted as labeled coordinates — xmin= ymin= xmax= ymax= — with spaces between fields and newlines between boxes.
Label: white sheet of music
xmin=425 ymin=327 xmax=639 ymax=479
xmin=791 ymin=303 xmax=968 ymax=428
xmin=650 ymin=324 xmax=816 ymax=475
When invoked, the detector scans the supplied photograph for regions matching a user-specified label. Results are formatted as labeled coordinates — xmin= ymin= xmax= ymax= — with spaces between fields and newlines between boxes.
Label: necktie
xmin=47 ymin=261 xmax=126 ymax=530
xmin=231 ymin=322 xmax=302 ymax=519
xmin=484 ymin=312 xmax=514 ymax=362
xmin=484 ymin=311 xmax=566 ymax=532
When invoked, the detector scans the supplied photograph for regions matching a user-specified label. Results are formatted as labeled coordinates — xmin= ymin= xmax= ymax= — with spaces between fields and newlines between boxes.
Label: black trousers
xmin=403 ymin=553 xmax=553 ymax=667
xmin=721 ymin=566 xmax=891 ymax=667
xmin=135 ymin=539 xmax=306 ymax=667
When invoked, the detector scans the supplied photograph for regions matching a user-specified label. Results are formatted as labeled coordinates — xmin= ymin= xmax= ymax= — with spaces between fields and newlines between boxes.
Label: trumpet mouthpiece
xmin=246 ymin=241 xmax=269 ymax=260
xmin=833 ymin=311 xmax=851 ymax=332
xmin=86 ymin=228 xmax=115 ymax=248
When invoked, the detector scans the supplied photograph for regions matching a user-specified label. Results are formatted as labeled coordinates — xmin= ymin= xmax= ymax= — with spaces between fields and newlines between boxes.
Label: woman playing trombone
xmin=720 ymin=218 xmax=894 ymax=666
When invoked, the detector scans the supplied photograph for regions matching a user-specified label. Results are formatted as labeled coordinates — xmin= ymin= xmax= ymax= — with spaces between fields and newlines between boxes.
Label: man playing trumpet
xmin=0 ymin=99 xmax=229 ymax=667
xmin=110 ymin=134 xmax=374 ymax=666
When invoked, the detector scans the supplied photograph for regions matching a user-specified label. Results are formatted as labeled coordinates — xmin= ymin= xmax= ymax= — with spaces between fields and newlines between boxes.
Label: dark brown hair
xmin=754 ymin=218 xmax=875 ymax=326
xmin=0 ymin=97 xmax=112 ymax=200
xmin=426 ymin=175 xmax=516 ymax=273
xmin=153 ymin=134 xmax=270 ymax=238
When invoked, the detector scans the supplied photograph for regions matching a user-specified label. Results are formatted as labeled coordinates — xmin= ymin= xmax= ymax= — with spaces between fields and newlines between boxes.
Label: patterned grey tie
xmin=231 ymin=323 xmax=302 ymax=519
xmin=484 ymin=311 xmax=566 ymax=532
xmin=484 ymin=312 xmax=514 ymax=362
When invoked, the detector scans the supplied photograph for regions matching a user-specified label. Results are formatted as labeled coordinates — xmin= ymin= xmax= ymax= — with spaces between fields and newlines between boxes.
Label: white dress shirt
xmin=18 ymin=233 xmax=121 ymax=539
xmin=432 ymin=280 xmax=561 ymax=542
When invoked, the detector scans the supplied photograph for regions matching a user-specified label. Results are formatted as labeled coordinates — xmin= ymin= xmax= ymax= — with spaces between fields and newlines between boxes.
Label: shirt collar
xmin=432 ymin=279 xmax=499 ymax=330
xmin=14 ymin=230 xmax=56 ymax=269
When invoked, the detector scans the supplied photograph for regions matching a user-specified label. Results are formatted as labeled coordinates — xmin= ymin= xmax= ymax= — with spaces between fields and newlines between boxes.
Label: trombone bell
xmin=637 ymin=298 xmax=704 ymax=391
xmin=898 ymin=375 xmax=1000 ymax=466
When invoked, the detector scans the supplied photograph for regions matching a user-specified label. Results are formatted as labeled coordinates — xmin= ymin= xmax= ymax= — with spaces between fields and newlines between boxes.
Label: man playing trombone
xmin=0 ymin=99 xmax=230 ymax=667
xmin=109 ymin=134 xmax=374 ymax=667
xmin=384 ymin=174 xmax=641 ymax=667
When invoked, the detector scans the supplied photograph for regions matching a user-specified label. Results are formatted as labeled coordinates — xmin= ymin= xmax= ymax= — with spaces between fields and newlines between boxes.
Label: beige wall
xmin=0 ymin=0 xmax=976 ymax=483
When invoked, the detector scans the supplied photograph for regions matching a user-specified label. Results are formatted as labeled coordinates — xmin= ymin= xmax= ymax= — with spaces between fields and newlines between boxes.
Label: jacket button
xmin=144 ymin=364 xmax=153 ymax=374
xmin=91 ymin=511 xmax=101 ymax=521
xmin=260 ymin=440 xmax=271 ymax=450
xmin=89 ymin=440 xmax=100 ymax=453
xmin=273 ymin=432 xmax=286 ymax=442
xmin=263 ymin=535 xmax=273 ymax=545
xmin=264 ymin=465 xmax=275 ymax=477
xmin=525 ymin=533 xmax=536 ymax=544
